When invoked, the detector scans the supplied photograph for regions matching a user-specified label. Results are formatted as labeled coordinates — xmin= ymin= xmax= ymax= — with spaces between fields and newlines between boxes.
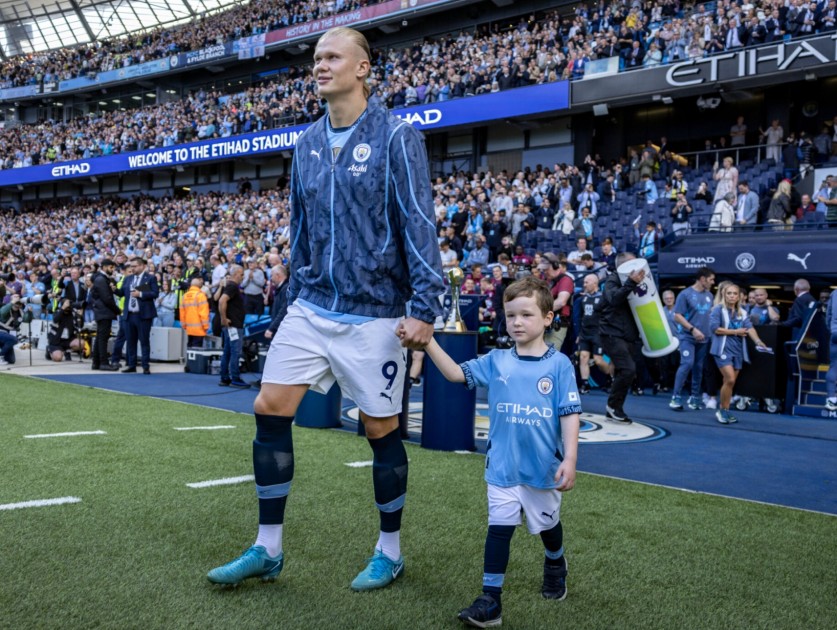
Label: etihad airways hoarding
xmin=0 ymin=81 xmax=569 ymax=187
xmin=573 ymin=33 xmax=837 ymax=104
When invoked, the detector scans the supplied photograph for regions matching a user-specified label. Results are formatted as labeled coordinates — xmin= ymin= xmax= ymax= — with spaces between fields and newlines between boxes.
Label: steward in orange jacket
xmin=179 ymin=279 xmax=210 ymax=347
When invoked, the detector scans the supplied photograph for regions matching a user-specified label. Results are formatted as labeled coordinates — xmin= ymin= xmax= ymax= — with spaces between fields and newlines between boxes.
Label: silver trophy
xmin=444 ymin=267 xmax=467 ymax=332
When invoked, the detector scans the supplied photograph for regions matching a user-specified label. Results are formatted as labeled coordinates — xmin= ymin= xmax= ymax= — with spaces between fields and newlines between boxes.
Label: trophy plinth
xmin=444 ymin=268 xmax=467 ymax=333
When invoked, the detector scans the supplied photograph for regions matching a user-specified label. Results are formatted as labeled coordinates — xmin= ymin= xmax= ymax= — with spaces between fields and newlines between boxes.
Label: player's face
xmin=504 ymin=295 xmax=552 ymax=346
xmin=313 ymin=35 xmax=368 ymax=101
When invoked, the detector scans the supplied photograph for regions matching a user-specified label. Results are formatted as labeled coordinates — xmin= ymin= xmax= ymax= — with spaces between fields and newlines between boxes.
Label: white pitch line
xmin=454 ymin=450 xmax=474 ymax=455
xmin=174 ymin=425 xmax=236 ymax=431
xmin=186 ymin=475 xmax=254 ymax=489
xmin=24 ymin=430 xmax=106 ymax=439
xmin=0 ymin=497 xmax=81 ymax=511
xmin=345 ymin=461 xmax=373 ymax=468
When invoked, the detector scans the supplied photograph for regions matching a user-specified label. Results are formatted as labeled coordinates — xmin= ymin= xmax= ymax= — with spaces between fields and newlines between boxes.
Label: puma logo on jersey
xmin=497 ymin=374 xmax=511 ymax=385
xmin=379 ymin=392 xmax=393 ymax=403
xmin=310 ymin=149 xmax=321 ymax=159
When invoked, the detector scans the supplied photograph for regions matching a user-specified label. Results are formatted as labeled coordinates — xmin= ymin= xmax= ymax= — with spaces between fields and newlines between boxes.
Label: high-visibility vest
xmin=179 ymin=288 xmax=210 ymax=336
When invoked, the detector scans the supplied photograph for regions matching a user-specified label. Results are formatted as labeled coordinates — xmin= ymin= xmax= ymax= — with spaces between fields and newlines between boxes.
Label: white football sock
xmin=255 ymin=524 xmax=283 ymax=558
xmin=376 ymin=530 xmax=401 ymax=562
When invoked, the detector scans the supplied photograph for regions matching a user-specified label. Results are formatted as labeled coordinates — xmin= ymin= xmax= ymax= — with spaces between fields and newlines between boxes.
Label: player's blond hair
xmin=316 ymin=27 xmax=372 ymax=99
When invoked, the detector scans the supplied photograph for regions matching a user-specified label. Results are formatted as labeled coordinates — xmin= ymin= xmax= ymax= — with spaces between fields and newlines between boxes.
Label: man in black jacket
xmin=90 ymin=259 xmax=121 ymax=371
xmin=598 ymin=252 xmax=645 ymax=423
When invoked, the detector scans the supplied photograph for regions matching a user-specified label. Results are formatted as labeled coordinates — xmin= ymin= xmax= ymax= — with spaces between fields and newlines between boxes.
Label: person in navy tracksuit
xmin=208 ymin=27 xmax=445 ymax=591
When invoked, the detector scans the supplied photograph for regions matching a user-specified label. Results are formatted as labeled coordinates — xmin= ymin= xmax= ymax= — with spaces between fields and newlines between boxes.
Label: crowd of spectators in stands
xmin=4 ymin=0 xmax=837 ymax=169
xmin=3 ymin=136 xmax=834 ymax=317
xmin=0 ymin=0 xmax=372 ymax=89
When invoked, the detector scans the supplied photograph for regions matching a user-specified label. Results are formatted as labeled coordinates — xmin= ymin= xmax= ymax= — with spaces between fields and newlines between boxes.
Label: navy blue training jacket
xmin=288 ymin=96 xmax=445 ymax=323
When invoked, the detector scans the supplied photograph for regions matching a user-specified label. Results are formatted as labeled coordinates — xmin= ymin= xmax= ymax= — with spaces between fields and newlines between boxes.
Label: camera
xmin=19 ymin=294 xmax=50 ymax=307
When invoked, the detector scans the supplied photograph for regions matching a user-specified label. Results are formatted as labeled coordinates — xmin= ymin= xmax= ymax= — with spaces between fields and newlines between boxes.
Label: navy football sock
xmin=368 ymin=428 xmax=408 ymax=533
xmin=483 ymin=524 xmax=515 ymax=600
xmin=253 ymin=414 xmax=294 ymax=525
xmin=540 ymin=521 xmax=565 ymax=567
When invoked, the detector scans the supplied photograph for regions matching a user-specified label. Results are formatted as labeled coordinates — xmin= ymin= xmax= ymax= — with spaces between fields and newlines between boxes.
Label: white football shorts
xmin=487 ymin=483 xmax=563 ymax=534
xmin=262 ymin=302 xmax=406 ymax=417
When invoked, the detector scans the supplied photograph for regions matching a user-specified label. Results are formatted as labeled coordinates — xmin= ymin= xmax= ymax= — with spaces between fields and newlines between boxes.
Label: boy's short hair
xmin=503 ymin=276 xmax=553 ymax=317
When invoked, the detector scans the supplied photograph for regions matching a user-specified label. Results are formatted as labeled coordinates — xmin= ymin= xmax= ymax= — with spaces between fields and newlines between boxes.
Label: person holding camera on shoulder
xmin=540 ymin=253 xmax=574 ymax=352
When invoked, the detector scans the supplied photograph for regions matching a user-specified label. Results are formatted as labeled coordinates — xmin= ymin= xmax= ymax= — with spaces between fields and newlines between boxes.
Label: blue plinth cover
xmin=295 ymin=384 xmax=342 ymax=428
xmin=422 ymin=332 xmax=478 ymax=451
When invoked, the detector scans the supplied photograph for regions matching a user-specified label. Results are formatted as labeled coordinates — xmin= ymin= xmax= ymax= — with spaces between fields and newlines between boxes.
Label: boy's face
xmin=504 ymin=295 xmax=553 ymax=345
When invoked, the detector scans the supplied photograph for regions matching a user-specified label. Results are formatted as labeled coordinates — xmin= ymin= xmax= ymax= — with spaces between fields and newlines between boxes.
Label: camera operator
xmin=46 ymin=298 xmax=82 ymax=362
xmin=0 ymin=293 xmax=27 ymax=365
xmin=541 ymin=253 xmax=574 ymax=352
xmin=89 ymin=259 xmax=121 ymax=371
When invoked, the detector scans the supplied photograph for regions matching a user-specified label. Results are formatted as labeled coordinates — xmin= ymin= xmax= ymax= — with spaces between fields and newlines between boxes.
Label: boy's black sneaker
xmin=542 ymin=558 xmax=568 ymax=600
xmin=457 ymin=593 xmax=502 ymax=628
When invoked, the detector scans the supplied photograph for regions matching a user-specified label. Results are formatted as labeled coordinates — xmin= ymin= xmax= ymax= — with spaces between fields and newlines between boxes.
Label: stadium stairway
xmin=792 ymin=362 xmax=835 ymax=420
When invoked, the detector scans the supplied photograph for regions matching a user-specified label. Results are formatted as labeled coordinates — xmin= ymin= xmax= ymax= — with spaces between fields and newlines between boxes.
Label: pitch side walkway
xmin=6 ymin=358 xmax=834 ymax=516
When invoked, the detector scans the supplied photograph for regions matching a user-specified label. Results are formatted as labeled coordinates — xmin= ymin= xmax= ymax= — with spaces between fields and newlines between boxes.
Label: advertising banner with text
xmin=573 ymin=33 xmax=837 ymax=105
xmin=0 ymin=81 xmax=569 ymax=187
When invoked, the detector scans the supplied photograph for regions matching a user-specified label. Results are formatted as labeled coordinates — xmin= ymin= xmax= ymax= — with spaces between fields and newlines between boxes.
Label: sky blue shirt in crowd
xmin=460 ymin=346 xmax=582 ymax=490
xmin=675 ymin=286 xmax=714 ymax=341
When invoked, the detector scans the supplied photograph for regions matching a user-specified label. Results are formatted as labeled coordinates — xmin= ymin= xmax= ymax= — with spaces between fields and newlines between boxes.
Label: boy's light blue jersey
xmin=461 ymin=346 xmax=582 ymax=490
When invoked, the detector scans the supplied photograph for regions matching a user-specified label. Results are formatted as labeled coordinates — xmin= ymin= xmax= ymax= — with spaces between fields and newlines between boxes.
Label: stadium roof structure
xmin=0 ymin=0 xmax=241 ymax=59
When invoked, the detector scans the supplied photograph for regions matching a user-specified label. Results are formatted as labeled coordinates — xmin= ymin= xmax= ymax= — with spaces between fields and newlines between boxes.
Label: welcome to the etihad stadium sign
xmin=573 ymin=33 xmax=837 ymax=104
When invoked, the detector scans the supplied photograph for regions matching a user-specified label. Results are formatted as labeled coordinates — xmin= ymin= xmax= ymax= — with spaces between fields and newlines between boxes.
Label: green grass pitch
xmin=0 ymin=374 xmax=834 ymax=629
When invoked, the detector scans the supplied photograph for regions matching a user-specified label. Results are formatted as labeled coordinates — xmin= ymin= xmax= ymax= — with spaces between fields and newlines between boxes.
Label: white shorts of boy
xmin=487 ymin=483 xmax=563 ymax=534
xmin=262 ymin=302 xmax=406 ymax=418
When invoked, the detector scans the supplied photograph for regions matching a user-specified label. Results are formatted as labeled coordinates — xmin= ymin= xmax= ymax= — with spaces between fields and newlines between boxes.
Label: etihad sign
xmin=51 ymin=163 xmax=90 ymax=177
xmin=665 ymin=34 xmax=837 ymax=86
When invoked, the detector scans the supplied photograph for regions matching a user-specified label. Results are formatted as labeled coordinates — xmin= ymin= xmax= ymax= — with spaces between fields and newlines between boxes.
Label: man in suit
xmin=264 ymin=265 xmax=290 ymax=341
xmin=62 ymin=267 xmax=87 ymax=310
xmin=90 ymin=259 xmax=121 ymax=371
xmin=782 ymin=278 xmax=817 ymax=341
xmin=736 ymin=181 xmax=760 ymax=226
xmin=117 ymin=258 xmax=158 ymax=374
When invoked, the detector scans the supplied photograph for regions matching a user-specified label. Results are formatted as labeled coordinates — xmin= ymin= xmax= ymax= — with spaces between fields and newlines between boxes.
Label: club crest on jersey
xmin=537 ymin=376 xmax=554 ymax=395
xmin=352 ymin=143 xmax=372 ymax=162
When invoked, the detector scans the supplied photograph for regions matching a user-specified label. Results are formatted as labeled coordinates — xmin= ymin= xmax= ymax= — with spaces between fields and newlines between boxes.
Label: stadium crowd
xmin=0 ymin=0 xmax=375 ymax=89
xmin=3 ymin=0 xmax=837 ymax=169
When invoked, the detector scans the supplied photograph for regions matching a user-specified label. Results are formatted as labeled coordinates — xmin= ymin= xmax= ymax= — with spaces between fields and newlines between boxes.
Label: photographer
xmin=671 ymin=194 xmax=693 ymax=236
xmin=0 ymin=293 xmax=27 ymax=365
xmin=46 ymin=298 xmax=82 ymax=362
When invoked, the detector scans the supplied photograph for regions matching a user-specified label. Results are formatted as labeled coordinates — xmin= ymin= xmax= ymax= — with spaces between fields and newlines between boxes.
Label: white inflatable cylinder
xmin=616 ymin=258 xmax=679 ymax=358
